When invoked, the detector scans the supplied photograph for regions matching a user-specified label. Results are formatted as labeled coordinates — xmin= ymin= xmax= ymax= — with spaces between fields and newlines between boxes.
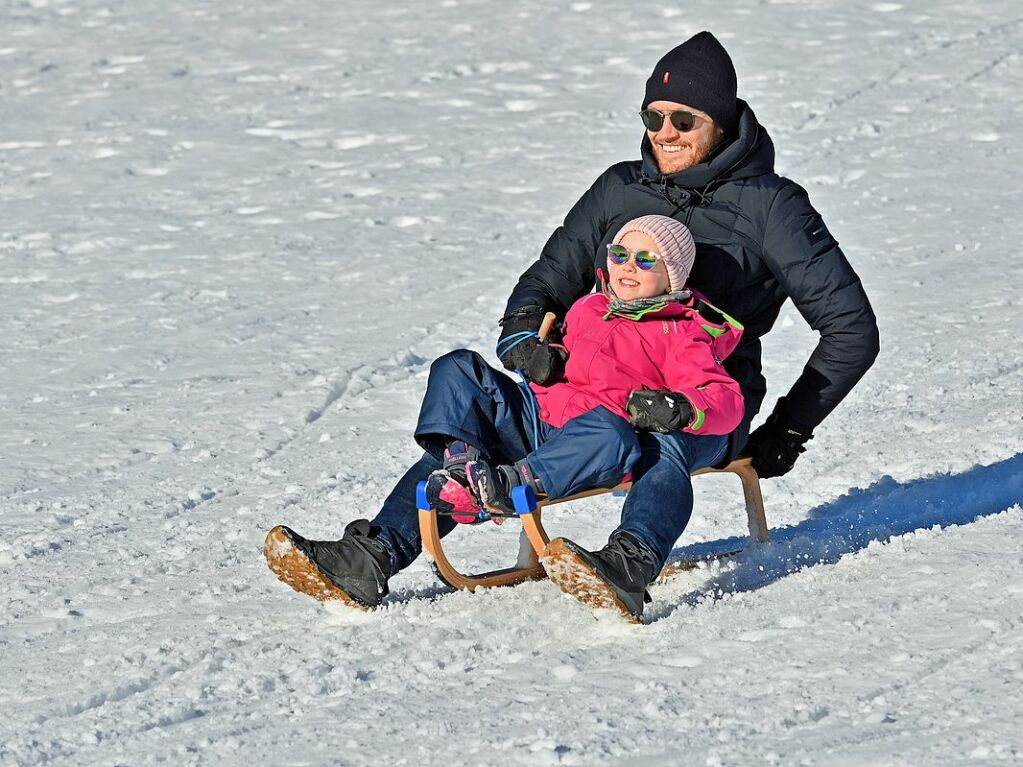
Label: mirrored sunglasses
xmin=606 ymin=243 xmax=662 ymax=271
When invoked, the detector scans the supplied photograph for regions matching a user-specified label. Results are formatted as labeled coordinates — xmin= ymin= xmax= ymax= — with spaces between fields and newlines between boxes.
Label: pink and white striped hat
xmin=611 ymin=214 xmax=696 ymax=293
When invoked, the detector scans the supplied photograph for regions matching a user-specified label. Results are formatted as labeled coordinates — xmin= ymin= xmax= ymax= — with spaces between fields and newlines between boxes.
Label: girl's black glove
xmin=497 ymin=306 xmax=565 ymax=386
xmin=741 ymin=409 xmax=814 ymax=478
xmin=626 ymin=389 xmax=694 ymax=433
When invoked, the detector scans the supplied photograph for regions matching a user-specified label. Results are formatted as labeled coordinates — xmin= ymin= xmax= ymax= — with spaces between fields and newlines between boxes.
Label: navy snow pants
xmin=414 ymin=349 xmax=642 ymax=499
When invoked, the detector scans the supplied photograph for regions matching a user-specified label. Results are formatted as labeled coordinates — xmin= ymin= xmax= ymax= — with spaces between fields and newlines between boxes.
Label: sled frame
xmin=418 ymin=457 xmax=768 ymax=591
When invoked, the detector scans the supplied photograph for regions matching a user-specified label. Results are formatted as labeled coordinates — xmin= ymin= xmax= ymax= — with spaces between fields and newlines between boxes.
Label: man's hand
xmin=497 ymin=306 xmax=565 ymax=385
xmin=741 ymin=409 xmax=814 ymax=478
xmin=626 ymin=389 xmax=694 ymax=433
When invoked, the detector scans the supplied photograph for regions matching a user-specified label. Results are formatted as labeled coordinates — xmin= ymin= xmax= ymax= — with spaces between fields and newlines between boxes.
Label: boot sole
xmin=542 ymin=538 xmax=640 ymax=624
xmin=263 ymin=526 xmax=368 ymax=611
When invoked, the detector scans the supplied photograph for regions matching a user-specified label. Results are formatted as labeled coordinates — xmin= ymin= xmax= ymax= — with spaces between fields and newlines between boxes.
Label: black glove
xmin=626 ymin=389 xmax=694 ymax=433
xmin=741 ymin=409 xmax=814 ymax=478
xmin=497 ymin=306 xmax=565 ymax=385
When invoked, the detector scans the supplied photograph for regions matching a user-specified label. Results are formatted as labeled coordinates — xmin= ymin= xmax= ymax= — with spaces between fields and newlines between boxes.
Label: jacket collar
xmin=599 ymin=288 xmax=698 ymax=321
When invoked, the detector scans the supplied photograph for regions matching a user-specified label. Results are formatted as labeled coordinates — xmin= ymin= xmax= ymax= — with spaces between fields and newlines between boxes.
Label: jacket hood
xmin=699 ymin=303 xmax=743 ymax=361
xmin=683 ymin=291 xmax=744 ymax=361
xmin=640 ymin=99 xmax=775 ymax=190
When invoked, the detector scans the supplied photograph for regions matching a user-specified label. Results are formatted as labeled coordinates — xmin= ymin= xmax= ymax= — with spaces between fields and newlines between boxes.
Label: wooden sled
xmin=417 ymin=456 xmax=768 ymax=591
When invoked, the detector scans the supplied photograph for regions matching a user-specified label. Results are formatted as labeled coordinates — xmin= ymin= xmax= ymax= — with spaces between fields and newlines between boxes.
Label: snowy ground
xmin=3 ymin=0 xmax=1022 ymax=764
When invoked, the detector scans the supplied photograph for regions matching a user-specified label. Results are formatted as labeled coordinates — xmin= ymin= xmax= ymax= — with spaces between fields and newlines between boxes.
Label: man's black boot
xmin=264 ymin=519 xmax=392 ymax=609
xmin=543 ymin=531 xmax=659 ymax=623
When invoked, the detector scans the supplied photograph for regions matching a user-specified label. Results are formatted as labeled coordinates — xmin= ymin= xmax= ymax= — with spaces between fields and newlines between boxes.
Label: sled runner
xmin=417 ymin=454 xmax=768 ymax=590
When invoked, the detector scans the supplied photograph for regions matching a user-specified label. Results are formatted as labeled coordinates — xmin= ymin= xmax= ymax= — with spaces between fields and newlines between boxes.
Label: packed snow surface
xmin=2 ymin=0 xmax=1022 ymax=764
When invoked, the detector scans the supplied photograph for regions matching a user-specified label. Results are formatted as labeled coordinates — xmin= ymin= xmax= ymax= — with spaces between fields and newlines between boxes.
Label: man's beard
xmin=654 ymin=134 xmax=723 ymax=174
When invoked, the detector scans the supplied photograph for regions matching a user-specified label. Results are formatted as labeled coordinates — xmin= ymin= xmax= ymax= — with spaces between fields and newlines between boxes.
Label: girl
xmin=265 ymin=215 xmax=744 ymax=621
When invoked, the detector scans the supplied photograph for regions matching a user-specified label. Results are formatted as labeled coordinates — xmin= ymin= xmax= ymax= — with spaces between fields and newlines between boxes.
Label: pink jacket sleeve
xmin=663 ymin=333 xmax=745 ymax=436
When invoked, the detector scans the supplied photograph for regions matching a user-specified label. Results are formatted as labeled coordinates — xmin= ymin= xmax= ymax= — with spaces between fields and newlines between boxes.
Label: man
xmin=264 ymin=32 xmax=879 ymax=622
xmin=499 ymin=31 xmax=878 ymax=619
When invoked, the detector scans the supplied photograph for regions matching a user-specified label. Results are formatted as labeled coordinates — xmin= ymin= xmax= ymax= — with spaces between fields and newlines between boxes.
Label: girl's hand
xmin=626 ymin=389 xmax=694 ymax=433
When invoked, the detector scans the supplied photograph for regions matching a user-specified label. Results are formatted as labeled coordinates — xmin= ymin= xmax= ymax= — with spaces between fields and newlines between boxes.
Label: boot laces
xmin=603 ymin=533 xmax=657 ymax=582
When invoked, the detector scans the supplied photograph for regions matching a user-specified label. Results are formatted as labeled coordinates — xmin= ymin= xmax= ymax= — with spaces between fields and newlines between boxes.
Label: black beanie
xmin=642 ymin=31 xmax=738 ymax=134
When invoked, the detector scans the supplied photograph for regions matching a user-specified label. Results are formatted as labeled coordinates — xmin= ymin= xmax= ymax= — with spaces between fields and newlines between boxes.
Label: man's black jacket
xmin=504 ymin=100 xmax=880 ymax=460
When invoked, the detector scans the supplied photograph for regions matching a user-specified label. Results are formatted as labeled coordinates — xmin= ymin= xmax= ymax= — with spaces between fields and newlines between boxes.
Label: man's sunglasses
xmin=606 ymin=243 xmax=662 ymax=271
xmin=639 ymin=108 xmax=700 ymax=133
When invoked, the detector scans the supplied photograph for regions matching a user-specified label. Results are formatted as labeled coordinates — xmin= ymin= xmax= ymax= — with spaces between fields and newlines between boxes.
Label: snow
xmin=2 ymin=0 xmax=1022 ymax=764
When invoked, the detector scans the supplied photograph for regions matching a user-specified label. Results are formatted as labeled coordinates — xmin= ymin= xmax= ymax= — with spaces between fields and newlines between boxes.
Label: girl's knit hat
xmin=611 ymin=214 xmax=696 ymax=293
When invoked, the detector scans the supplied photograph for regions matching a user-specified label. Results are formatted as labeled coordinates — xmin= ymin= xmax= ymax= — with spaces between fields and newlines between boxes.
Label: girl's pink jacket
xmin=531 ymin=291 xmax=745 ymax=436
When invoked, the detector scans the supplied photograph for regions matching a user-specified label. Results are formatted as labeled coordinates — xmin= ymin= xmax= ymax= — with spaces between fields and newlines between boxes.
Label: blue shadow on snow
xmin=661 ymin=452 xmax=1023 ymax=603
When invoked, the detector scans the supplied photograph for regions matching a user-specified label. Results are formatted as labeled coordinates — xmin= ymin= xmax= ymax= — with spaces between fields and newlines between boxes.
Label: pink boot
xmin=424 ymin=440 xmax=483 ymax=524
xmin=425 ymin=469 xmax=481 ymax=524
